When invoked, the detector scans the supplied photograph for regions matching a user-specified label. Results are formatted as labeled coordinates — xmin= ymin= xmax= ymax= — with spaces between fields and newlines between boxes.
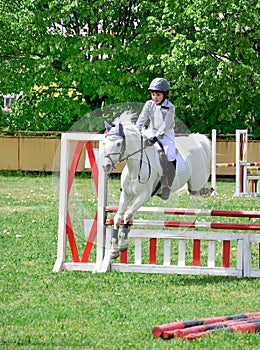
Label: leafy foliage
xmin=150 ymin=0 xmax=260 ymax=135
xmin=0 ymin=0 xmax=259 ymax=135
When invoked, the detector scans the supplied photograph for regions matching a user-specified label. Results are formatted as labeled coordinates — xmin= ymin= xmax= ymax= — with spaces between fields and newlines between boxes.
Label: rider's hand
xmin=146 ymin=136 xmax=158 ymax=146
xmin=155 ymin=131 xmax=164 ymax=139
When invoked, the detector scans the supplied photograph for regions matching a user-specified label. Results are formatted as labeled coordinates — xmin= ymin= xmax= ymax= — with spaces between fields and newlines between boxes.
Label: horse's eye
xmin=116 ymin=142 xmax=121 ymax=147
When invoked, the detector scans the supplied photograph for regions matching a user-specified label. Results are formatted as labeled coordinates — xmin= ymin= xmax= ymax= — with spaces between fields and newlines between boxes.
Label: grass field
xmin=0 ymin=173 xmax=259 ymax=349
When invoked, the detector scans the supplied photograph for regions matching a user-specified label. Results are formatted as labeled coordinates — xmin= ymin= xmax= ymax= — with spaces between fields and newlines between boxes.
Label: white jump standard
xmin=211 ymin=129 xmax=260 ymax=196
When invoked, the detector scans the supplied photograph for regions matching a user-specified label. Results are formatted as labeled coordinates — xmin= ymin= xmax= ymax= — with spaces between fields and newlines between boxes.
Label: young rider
xmin=136 ymin=77 xmax=176 ymax=200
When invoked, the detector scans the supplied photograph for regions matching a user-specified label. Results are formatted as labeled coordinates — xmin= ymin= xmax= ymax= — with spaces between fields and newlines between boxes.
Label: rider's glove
xmin=155 ymin=131 xmax=164 ymax=138
xmin=146 ymin=136 xmax=158 ymax=146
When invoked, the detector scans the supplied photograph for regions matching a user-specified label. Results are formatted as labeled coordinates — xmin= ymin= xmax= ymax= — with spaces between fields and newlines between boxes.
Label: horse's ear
xmin=104 ymin=121 xmax=112 ymax=132
xmin=118 ymin=123 xmax=124 ymax=136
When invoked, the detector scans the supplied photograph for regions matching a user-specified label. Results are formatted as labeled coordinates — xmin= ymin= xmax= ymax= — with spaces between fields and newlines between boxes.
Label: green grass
xmin=0 ymin=174 xmax=260 ymax=349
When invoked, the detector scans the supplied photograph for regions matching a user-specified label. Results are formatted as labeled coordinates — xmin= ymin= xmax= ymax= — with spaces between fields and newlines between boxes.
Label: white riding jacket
xmin=136 ymin=99 xmax=176 ymax=161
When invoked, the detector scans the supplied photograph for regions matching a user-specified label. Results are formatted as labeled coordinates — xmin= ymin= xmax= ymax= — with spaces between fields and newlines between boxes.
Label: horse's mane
xmin=113 ymin=110 xmax=139 ymax=133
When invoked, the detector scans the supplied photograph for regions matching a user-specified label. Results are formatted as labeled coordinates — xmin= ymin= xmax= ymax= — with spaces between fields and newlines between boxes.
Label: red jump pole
xmin=163 ymin=318 xmax=260 ymax=339
xmin=152 ymin=312 xmax=260 ymax=338
xmin=185 ymin=320 xmax=260 ymax=340
xmin=106 ymin=206 xmax=260 ymax=218
xmin=105 ymin=219 xmax=260 ymax=231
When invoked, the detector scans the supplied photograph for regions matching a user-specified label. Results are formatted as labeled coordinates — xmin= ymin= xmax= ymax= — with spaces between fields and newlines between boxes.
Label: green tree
xmin=0 ymin=0 xmax=259 ymax=135
xmin=0 ymin=0 xmax=162 ymax=131
xmin=148 ymin=0 xmax=260 ymax=135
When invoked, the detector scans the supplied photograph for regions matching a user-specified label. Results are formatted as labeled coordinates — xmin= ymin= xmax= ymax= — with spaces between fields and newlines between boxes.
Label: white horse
xmin=101 ymin=112 xmax=212 ymax=259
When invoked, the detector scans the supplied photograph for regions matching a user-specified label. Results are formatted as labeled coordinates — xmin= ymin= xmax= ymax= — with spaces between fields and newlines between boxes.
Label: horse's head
xmin=102 ymin=121 xmax=126 ymax=173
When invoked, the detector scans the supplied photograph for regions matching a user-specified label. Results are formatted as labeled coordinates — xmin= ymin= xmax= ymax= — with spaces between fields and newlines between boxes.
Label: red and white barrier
xmin=104 ymin=206 xmax=260 ymax=277
xmin=106 ymin=218 xmax=260 ymax=231
xmin=106 ymin=205 xmax=260 ymax=218
xmin=53 ymin=133 xmax=260 ymax=278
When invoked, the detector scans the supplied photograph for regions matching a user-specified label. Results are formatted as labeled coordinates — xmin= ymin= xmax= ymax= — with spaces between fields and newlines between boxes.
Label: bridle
xmin=104 ymin=129 xmax=151 ymax=183
xmin=103 ymin=135 xmax=126 ymax=170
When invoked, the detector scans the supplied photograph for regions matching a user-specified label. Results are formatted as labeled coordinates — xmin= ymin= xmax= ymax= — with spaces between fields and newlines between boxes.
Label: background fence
xmin=0 ymin=132 xmax=259 ymax=174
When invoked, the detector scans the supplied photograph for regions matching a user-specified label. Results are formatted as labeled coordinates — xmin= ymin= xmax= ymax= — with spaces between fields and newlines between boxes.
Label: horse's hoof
xmin=110 ymin=238 xmax=119 ymax=259
xmin=118 ymin=233 xmax=128 ymax=252
xmin=160 ymin=186 xmax=171 ymax=200
xmin=118 ymin=243 xmax=128 ymax=252
xmin=110 ymin=249 xmax=119 ymax=259
xmin=199 ymin=187 xmax=214 ymax=197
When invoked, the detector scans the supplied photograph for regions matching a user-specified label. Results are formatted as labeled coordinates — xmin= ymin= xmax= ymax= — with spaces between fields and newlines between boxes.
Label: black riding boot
xmin=161 ymin=159 xmax=177 ymax=200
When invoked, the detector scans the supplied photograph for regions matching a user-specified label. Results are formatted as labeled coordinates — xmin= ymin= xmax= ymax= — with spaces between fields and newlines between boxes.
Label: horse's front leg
xmin=110 ymin=190 xmax=133 ymax=259
xmin=110 ymin=226 xmax=120 ymax=259
xmin=118 ymin=223 xmax=130 ymax=253
xmin=118 ymin=191 xmax=151 ymax=253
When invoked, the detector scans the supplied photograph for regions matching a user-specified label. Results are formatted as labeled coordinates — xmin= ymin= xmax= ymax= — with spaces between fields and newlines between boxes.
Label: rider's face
xmin=150 ymin=91 xmax=164 ymax=105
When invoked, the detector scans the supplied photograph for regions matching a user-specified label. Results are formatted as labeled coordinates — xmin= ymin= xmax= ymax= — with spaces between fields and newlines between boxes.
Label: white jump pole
xmin=211 ymin=129 xmax=217 ymax=193
xmin=94 ymin=141 xmax=109 ymax=272
xmin=234 ymin=129 xmax=248 ymax=197
xmin=53 ymin=133 xmax=70 ymax=272
xmin=242 ymin=131 xmax=248 ymax=194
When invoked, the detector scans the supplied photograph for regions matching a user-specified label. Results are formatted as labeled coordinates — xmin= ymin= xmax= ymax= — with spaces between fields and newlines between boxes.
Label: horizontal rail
xmin=216 ymin=162 xmax=260 ymax=168
xmin=247 ymin=176 xmax=260 ymax=180
xmin=106 ymin=206 xmax=260 ymax=219
xmin=105 ymin=219 xmax=260 ymax=231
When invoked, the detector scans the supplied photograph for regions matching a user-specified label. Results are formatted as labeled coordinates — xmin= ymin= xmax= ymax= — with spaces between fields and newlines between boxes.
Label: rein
xmin=106 ymin=132 xmax=152 ymax=183
xmin=120 ymin=138 xmax=149 ymax=162
xmin=137 ymin=135 xmax=151 ymax=184
xmin=120 ymin=135 xmax=152 ymax=184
